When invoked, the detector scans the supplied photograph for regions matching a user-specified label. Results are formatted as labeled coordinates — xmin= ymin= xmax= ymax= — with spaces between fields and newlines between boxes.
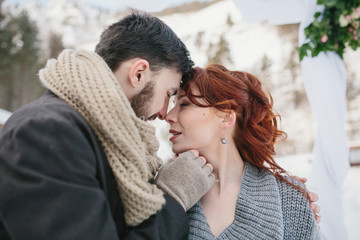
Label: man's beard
xmin=130 ymin=81 xmax=157 ymax=121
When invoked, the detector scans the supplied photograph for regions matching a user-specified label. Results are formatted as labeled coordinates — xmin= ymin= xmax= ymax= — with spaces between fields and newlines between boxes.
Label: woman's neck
xmin=199 ymin=142 xmax=245 ymax=195
xmin=198 ymin=141 xmax=245 ymax=237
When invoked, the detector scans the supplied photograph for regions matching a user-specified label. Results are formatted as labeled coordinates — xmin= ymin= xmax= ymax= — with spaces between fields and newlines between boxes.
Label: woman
xmin=165 ymin=64 xmax=320 ymax=239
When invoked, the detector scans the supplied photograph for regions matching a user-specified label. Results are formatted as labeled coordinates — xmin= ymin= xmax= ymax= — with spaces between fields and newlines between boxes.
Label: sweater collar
xmin=189 ymin=162 xmax=284 ymax=239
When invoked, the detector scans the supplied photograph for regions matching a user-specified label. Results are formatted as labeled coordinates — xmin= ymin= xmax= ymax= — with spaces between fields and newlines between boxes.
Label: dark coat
xmin=0 ymin=91 xmax=188 ymax=240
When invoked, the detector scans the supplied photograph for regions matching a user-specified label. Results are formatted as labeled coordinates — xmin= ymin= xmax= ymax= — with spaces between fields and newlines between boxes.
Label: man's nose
xmin=157 ymin=102 xmax=169 ymax=120
xmin=157 ymin=111 xmax=166 ymax=120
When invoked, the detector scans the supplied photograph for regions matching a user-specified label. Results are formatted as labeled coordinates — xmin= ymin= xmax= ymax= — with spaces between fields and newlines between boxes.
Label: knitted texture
xmin=277 ymin=176 xmax=320 ymax=239
xmin=155 ymin=151 xmax=215 ymax=211
xmin=39 ymin=49 xmax=165 ymax=226
xmin=187 ymin=162 xmax=320 ymax=240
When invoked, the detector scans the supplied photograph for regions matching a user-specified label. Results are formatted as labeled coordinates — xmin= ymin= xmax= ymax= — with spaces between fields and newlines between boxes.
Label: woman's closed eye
xmin=179 ymin=101 xmax=190 ymax=107
xmin=174 ymin=94 xmax=191 ymax=108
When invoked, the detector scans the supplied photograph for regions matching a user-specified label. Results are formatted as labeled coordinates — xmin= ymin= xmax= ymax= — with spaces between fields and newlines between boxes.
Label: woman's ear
xmin=128 ymin=59 xmax=150 ymax=88
xmin=221 ymin=111 xmax=236 ymax=130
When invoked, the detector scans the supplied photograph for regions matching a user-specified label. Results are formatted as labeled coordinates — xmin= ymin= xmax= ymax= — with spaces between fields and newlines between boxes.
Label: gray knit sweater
xmin=187 ymin=162 xmax=320 ymax=240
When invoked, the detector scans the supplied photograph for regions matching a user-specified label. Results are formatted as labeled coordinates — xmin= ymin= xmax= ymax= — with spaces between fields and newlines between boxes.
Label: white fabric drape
xmin=233 ymin=0 xmax=350 ymax=239
xmin=0 ymin=108 xmax=12 ymax=124
xmin=301 ymin=51 xmax=349 ymax=240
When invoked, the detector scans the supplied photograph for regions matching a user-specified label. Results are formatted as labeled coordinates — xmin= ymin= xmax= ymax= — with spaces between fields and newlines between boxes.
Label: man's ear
xmin=128 ymin=59 xmax=150 ymax=88
xmin=221 ymin=111 xmax=236 ymax=130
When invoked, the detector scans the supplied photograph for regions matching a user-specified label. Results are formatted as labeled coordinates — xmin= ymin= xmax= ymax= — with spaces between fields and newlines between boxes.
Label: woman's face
xmin=165 ymin=86 xmax=223 ymax=154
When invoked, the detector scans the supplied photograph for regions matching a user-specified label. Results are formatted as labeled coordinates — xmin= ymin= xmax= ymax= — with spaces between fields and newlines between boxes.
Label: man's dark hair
xmin=95 ymin=11 xmax=194 ymax=85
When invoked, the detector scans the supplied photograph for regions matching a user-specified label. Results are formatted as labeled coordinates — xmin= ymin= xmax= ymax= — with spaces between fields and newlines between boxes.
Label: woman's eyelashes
xmin=179 ymin=101 xmax=190 ymax=107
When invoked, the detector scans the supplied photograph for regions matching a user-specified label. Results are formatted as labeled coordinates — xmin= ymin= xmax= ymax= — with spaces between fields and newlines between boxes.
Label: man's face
xmin=130 ymin=68 xmax=182 ymax=121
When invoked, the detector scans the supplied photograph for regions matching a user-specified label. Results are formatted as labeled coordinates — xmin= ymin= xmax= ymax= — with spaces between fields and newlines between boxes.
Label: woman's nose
xmin=165 ymin=109 xmax=175 ymax=123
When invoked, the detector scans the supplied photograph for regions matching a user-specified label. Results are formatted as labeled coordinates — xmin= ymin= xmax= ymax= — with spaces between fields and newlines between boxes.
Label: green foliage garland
xmin=297 ymin=0 xmax=360 ymax=61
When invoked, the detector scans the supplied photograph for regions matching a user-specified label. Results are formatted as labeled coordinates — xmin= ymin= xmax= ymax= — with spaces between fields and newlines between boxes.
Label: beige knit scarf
xmin=39 ymin=49 xmax=165 ymax=226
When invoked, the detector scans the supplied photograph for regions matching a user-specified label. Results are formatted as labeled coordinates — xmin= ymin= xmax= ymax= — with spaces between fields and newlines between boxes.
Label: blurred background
xmin=1 ymin=0 xmax=359 ymax=239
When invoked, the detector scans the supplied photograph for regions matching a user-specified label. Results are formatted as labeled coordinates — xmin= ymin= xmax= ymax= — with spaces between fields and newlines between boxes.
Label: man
xmin=0 ymin=12 xmax=215 ymax=239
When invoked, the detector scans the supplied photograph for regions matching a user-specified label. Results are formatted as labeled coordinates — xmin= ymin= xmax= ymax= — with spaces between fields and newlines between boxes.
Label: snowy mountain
xmin=4 ymin=0 xmax=360 ymax=157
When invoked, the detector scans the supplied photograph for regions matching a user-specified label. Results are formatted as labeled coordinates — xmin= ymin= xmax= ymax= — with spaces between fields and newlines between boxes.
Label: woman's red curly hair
xmin=182 ymin=64 xmax=308 ymax=198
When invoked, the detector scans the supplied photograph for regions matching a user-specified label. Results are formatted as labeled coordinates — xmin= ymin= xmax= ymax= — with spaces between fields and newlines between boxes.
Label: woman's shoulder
xmin=275 ymin=176 xmax=320 ymax=239
xmin=244 ymin=163 xmax=307 ymax=200
xmin=276 ymin=175 xmax=305 ymax=192
xmin=275 ymin=176 xmax=309 ymax=209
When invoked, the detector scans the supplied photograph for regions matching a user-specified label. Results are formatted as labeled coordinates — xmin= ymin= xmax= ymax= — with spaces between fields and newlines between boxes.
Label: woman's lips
xmin=169 ymin=129 xmax=182 ymax=142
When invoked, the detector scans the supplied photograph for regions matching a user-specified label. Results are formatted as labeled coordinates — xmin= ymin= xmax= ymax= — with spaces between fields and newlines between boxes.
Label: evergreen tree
xmin=48 ymin=32 xmax=64 ymax=59
xmin=0 ymin=4 xmax=44 ymax=111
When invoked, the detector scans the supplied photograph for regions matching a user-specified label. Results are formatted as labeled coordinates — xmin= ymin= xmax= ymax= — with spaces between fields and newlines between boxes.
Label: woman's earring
xmin=221 ymin=137 xmax=227 ymax=144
